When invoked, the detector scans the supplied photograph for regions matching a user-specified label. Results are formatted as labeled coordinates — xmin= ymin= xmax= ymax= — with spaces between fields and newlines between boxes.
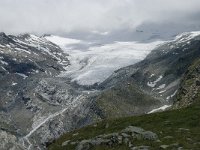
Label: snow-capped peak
xmin=174 ymin=31 xmax=200 ymax=43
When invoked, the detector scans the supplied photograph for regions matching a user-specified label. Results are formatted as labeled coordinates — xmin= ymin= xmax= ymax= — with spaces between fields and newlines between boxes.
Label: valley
xmin=0 ymin=31 xmax=200 ymax=150
xmin=1 ymin=1 xmax=200 ymax=150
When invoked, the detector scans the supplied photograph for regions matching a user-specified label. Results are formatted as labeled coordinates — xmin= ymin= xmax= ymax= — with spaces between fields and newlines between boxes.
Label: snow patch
xmin=147 ymin=75 xmax=163 ymax=88
xmin=150 ymin=74 xmax=155 ymax=78
xmin=159 ymin=90 xmax=166 ymax=94
xmin=1 ymin=66 xmax=6 ymax=71
xmin=0 ymin=60 xmax=8 ymax=65
xmin=15 ymin=73 xmax=28 ymax=79
xmin=166 ymin=90 xmax=178 ymax=100
xmin=11 ymin=82 xmax=17 ymax=86
xmin=148 ymin=105 xmax=171 ymax=114
xmin=15 ymin=48 xmax=31 ymax=54
xmin=0 ymin=44 xmax=5 ymax=48
xmin=156 ymin=84 xmax=166 ymax=90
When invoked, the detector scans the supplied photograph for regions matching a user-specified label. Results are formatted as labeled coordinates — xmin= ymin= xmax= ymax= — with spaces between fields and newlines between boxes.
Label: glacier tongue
xmin=46 ymin=35 xmax=164 ymax=85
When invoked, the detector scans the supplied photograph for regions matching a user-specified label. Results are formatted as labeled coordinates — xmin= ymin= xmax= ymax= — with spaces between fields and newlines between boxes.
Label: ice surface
xmin=46 ymin=35 xmax=164 ymax=85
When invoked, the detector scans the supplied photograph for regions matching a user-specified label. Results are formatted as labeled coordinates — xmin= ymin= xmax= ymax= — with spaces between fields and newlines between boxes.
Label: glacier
xmin=46 ymin=35 xmax=164 ymax=85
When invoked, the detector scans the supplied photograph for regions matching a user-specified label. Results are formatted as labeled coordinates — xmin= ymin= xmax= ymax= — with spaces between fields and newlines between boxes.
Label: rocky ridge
xmin=67 ymin=126 xmax=158 ymax=150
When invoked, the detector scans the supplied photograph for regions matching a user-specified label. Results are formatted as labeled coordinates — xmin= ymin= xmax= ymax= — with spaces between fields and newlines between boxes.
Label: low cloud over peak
xmin=0 ymin=0 xmax=200 ymax=36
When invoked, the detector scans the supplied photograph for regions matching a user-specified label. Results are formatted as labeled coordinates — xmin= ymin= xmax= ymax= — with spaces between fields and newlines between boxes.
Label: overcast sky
xmin=0 ymin=0 xmax=200 ymax=36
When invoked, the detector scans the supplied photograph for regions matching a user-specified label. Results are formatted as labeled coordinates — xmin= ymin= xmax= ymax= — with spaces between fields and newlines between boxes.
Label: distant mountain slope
xmin=93 ymin=32 xmax=200 ymax=117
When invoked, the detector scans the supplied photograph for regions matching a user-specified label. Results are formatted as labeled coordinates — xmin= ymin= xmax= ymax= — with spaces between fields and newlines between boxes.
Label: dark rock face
xmin=173 ymin=58 xmax=200 ymax=108
xmin=196 ymin=80 xmax=200 ymax=86
xmin=0 ymin=32 xmax=15 ymax=45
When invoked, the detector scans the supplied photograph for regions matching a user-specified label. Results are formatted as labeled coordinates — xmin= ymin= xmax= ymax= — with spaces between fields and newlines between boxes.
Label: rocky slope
xmin=173 ymin=58 xmax=200 ymax=108
xmin=0 ymin=32 xmax=107 ymax=150
xmin=0 ymin=32 xmax=77 ymax=149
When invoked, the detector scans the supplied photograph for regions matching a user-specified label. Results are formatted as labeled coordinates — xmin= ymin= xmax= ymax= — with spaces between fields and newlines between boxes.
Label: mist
xmin=0 ymin=0 xmax=200 ymax=36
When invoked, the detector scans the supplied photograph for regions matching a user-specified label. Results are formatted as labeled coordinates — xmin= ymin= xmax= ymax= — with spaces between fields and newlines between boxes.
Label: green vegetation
xmin=48 ymin=99 xmax=200 ymax=150
xmin=96 ymin=83 xmax=161 ymax=118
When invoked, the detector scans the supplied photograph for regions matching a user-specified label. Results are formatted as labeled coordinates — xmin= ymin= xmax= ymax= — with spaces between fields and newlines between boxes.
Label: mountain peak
xmin=0 ymin=32 xmax=6 ymax=37
xmin=0 ymin=32 xmax=14 ymax=44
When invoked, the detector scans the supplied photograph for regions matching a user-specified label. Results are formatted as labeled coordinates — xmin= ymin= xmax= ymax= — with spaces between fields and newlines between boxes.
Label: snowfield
xmin=46 ymin=35 xmax=164 ymax=85
xmin=148 ymin=105 xmax=172 ymax=114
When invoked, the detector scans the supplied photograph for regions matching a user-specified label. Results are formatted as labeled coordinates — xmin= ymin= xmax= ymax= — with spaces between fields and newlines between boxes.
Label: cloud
xmin=0 ymin=0 xmax=200 ymax=35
